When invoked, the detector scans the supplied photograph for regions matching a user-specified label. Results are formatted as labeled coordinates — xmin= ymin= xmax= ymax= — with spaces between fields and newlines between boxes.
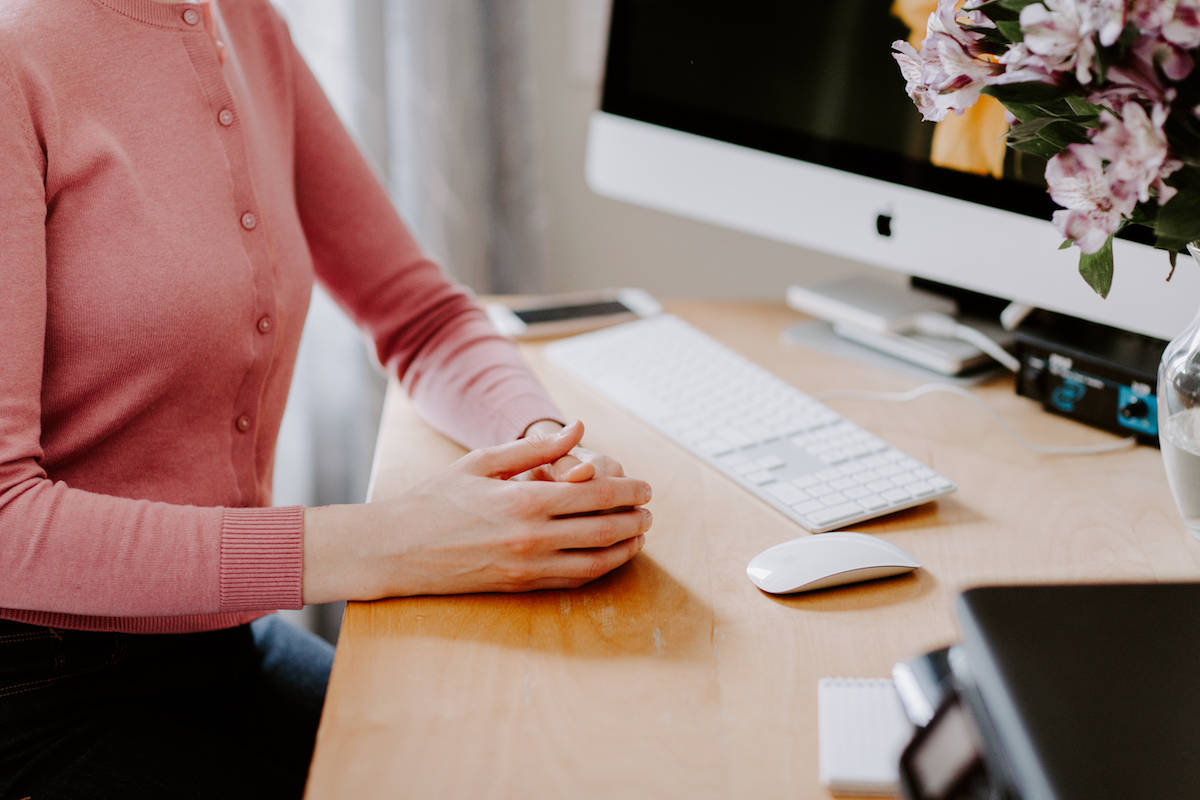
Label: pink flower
xmin=1019 ymin=0 xmax=1125 ymax=83
xmin=1045 ymin=144 xmax=1133 ymax=253
xmin=1088 ymin=35 xmax=1186 ymax=108
xmin=1044 ymin=105 xmax=1182 ymax=253
xmin=891 ymin=0 xmax=1000 ymax=122
xmin=1093 ymin=103 xmax=1179 ymax=204
xmin=996 ymin=42 xmax=1069 ymax=84
xmin=1163 ymin=0 xmax=1200 ymax=48
xmin=1131 ymin=0 xmax=1177 ymax=31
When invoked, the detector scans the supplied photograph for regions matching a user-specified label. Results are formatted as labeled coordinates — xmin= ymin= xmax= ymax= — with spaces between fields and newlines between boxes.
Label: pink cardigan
xmin=0 ymin=0 xmax=562 ymax=633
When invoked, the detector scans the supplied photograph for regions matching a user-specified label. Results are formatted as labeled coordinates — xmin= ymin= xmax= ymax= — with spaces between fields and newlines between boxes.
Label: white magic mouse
xmin=746 ymin=531 xmax=921 ymax=594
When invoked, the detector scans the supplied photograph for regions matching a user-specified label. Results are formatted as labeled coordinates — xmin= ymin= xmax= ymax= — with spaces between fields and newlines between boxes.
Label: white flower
xmin=1131 ymin=0 xmax=1177 ymax=31
xmin=1045 ymin=144 xmax=1133 ymax=253
xmin=1093 ymin=103 xmax=1176 ymax=204
xmin=1164 ymin=0 xmax=1200 ymax=48
xmin=1020 ymin=0 xmax=1126 ymax=83
xmin=891 ymin=0 xmax=1000 ymax=122
xmin=1090 ymin=35 xmax=1186 ymax=108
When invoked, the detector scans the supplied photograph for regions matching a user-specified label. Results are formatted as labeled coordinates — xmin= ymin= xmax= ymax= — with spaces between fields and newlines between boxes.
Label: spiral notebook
xmin=817 ymin=678 xmax=914 ymax=796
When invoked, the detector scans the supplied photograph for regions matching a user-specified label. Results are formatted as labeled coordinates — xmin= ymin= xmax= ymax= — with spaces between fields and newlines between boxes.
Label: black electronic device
xmin=1013 ymin=310 xmax=1165 ymax=446
xmin=900 ymin=583 xmax=1200 ymax=799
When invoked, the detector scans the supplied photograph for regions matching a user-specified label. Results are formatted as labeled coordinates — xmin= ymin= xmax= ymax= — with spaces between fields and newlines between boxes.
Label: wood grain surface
xmin=305 ymin=300 xmax=1200 ymax=799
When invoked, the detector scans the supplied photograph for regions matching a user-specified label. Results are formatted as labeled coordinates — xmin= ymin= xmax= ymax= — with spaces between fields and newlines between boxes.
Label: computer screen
xmin=588 ymin=0 xmax=1200 ymax=340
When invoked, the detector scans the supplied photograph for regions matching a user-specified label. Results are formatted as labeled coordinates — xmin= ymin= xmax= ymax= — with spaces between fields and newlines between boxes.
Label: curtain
xmin=269 ymin=0 xmax=546 ymax=637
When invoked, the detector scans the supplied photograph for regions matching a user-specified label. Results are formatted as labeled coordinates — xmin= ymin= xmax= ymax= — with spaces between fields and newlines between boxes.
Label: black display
xmin=601 ymin=0 xmax=1057 ymax=222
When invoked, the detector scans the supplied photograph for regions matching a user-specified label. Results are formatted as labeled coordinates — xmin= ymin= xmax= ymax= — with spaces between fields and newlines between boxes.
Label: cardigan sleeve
xmin=283 ymin=24 xmax=564 ymax=450
xmin=0 ymin=61 xmax=304 ymax=619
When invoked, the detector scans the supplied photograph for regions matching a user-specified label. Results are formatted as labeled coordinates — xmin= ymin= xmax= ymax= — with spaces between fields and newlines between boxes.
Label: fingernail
xmin=640 ymin=484 xmax=653 ymax=504
xmin=642 ymin=508 xmax=653 ymax=529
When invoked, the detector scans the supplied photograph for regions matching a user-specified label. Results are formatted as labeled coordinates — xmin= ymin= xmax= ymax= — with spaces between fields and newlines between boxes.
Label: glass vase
xmin=1158 ymin=243 xmax=1200 ymax=540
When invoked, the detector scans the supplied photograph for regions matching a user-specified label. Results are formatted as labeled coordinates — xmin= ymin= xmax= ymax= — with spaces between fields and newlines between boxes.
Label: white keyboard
xmin=545 ymin=315 xmax=955 ymax=532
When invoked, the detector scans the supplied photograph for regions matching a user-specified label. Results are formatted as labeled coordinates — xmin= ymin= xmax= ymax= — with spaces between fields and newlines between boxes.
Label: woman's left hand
xmin=515 ymin=420 xmax=625 ymax=482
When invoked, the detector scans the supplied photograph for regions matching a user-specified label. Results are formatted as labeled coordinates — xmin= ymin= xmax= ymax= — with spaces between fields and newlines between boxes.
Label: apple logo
xmin=876 ymin=213 xmax=893 ymax=238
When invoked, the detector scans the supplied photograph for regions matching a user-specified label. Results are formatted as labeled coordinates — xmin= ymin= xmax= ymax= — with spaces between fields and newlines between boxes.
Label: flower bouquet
xmin=896 ymin=0 xmax=1200 ymax=537
xmin=893 ymin=0 xmax=1200 ymax=298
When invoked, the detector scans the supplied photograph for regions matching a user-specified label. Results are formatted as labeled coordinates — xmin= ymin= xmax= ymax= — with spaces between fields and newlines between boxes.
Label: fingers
xmin=557 ymin=533 xmax=647 ymax=580
xmin=529 ymin=533 xmax=647 ymax=588
xmin=582 ymin=453 xmax=624 ymax=478
xmin=540 ymin=476 xmax=652 ymax=516
xmin=550 ymin=506 xmax=653 ymax=549
xmin=465 ymin=420 xmax=585 ymax=479
xmin=549 ymin=454 xmax=594 ymax=482
xmin=550 ymin=450 xmax=623 ymax=482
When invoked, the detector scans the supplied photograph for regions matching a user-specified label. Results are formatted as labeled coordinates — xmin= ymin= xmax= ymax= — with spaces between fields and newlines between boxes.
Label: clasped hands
xmin=302 ymin=420 xmax=653 ymax=603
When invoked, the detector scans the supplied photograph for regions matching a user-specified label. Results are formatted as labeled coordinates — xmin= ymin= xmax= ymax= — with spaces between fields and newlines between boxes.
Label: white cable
xmin=999 ymin=301 xmax=1035 ymax=331
xmin=910 ymin=312 xmax=1022 ymax=373
xmin=815 ymin=383 xmax=1138 ymax=455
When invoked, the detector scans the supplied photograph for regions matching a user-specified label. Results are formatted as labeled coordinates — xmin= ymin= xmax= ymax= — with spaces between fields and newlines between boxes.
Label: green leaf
xmin=1058 ymin=239 xmax=1072 ymax=250
xmin=1007 ymin=136 xmax=1063 ymax=159
xmin=1064 ymin=96 xmax=1103 ymax=117
xmin=1155 ymin=172 xmax=1200 ymax=248
xmin=983 ymin=81 xmax=1068 ymax=104
xmin=961 ymin=25 xmax=1012 ymax=49
xmin=1078 ymin=236 xmax=1114 ymax=298
xmin=1036 ymin=120 xmax=1091 ymax=148
xmin=1007 ymin=118 xmax=1091 ymax=150
xmin=1006 ymin=117 xmax=1060 ymax=139
xmin=995 ymin=20 xmax=1023 ymax=41
xmin=968 ymin=0 xmax=1020 ymax=23
xmin=1001 ymin=101 xmax=1047 ymax=123
xmin=971 ymin=0 xmax=1041 ymax=13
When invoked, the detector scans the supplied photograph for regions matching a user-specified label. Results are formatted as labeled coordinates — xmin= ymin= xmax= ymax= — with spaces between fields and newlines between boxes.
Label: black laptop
xmin=946 ymin=583 xmax=1200 ymax=799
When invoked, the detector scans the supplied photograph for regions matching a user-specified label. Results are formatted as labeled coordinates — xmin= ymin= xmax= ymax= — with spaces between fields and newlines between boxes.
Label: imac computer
xmin=586 ymin=0 xmax=1200 ymax=343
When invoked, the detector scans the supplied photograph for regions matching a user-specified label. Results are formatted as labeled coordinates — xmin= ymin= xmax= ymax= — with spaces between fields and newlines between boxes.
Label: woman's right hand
xmin=301 ymin=421 xmax=652 ymax=603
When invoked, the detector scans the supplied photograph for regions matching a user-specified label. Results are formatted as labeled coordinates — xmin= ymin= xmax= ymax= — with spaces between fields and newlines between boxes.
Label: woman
xmin=0 ymin=0 xmax=653 ymax=796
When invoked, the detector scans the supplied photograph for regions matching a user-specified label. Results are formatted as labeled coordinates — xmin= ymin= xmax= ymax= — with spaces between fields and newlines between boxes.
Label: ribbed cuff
xmin=218 ymin=506 xmax=305 ymax=612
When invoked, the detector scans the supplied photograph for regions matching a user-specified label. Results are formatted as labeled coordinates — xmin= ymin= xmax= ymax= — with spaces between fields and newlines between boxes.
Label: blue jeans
xmin=0 ymin=614 xmax=334 ymax=799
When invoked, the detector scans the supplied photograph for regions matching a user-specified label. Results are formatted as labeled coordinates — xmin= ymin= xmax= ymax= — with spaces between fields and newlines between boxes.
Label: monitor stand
xmin=785 ymin=275 xmax=1014 ymax=377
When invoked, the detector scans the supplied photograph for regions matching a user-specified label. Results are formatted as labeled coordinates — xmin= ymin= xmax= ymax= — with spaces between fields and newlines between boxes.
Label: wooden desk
xmin=305 ymin=300 xmax=1200 ymax=799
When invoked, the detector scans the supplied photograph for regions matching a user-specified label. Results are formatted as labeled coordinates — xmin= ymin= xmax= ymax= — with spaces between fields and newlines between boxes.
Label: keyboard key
xmin=881 ymin=488 xmax=912 ymax=503
xmin=745 ymin=470 xmax=776 ymax=486
xmin=859 ymin=494 xmax=888 ymax=510
xmin=718 ymin=453 xmax=751 ymax=469
xmin=766 ymin=483 xmax=807 ymax=504
xmin=904 ymin=480 xmax=937 ymax=498
xmin=697 ymin=438 xmax=733 ymax=456
xmin=806 ymin=502 xmax=864 ymax=527
xmin=788 ymin=475 xmax=819 ymax=491
xmin=793 ymin=499 xmax=827 ymax=516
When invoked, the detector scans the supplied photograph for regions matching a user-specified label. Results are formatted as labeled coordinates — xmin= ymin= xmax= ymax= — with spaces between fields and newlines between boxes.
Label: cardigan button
xmin=235 ymin=415 xmax=252 ymax=433
xmin=182 ymin=7 xmax=200 ymax=25
xmin=218 ymin=108 xmax=235 ymax=127
xmin=240 ymin=212 xmax=258 ymax=231
xmin=257 ymin=316 xmax=273 ymax=334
